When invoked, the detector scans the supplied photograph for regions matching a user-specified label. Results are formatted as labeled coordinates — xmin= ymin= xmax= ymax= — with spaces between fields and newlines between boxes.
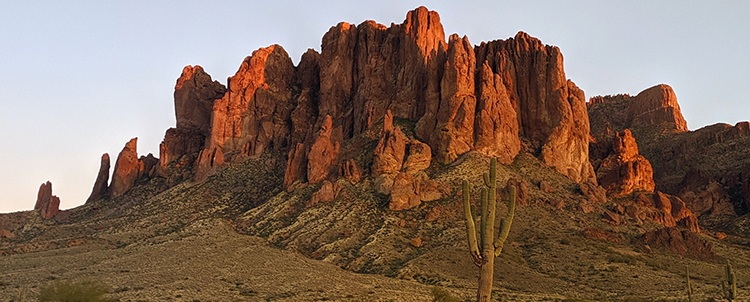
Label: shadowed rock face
xmin=86 ymin=153 xmax=110 ymax=204
xmin=174 ymin=65 xmax=227 ymax=135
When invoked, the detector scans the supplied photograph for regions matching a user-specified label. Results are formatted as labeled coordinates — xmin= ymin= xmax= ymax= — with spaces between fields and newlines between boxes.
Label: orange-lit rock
xmin=402 ymin=140 xmax=432 ymax=174
xmin=632 ymin=191 xmax=700 ymax=232
xmin=596 ymin=129 xmax=655 ymax=196
xmin=389 ymin=172 xmax=421 ymax=211
xmin=109 ymin=138 xmax=140 ymax=198
xmin=85 ymin=153 xmax=110 ymax=203
xmin=307 ymin=116 xmax=340 ymax=184
xmin=642 ymin=227 xmax=713 ymax=260
xmin=475 ymin=32 xmax=595 ymax=183
xmin=431 ymin=34 xmax=476 ymax=163
xmin=473 ymin=62 xmax=521 ymax=164
xmin=372 ymin=110 xmax=407 ymax=176
xmin=626 ymin=84 xmax=688 ymax=132
xmin=207 ymin=45 xmax=296 ymax=161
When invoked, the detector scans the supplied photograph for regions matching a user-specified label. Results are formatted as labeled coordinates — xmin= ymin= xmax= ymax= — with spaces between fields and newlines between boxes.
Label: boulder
xmin=309 ymin=180 xmax=342 ymax=207
xmin=633 ymin=191 xmax=700 ymax=232
xmin=389 ymin=172 xmax=421 ymax=211
xmin=283 ymin=143 xmax=307 ymax=189
xmin=194 ymin=146 xmax=225 ymax=183
xmin=580 ymin=181 xmax=607 ymax=203
xmin=642 ymin=227 xmax=714 ymax=260
xmin=85 ymin=153 xmax=110 ymax=203
xmin=402 ymin=140 xmax=432 ymax=173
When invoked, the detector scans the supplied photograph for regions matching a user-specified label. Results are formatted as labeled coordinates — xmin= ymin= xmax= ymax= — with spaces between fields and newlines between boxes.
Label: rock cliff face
xmin=474 ymin=32 xmax=595 ymax=182
xmin=167 ymin=6 xmax=597 ymax=188
xmin=34 ymin=181 xmax=60 ymax=219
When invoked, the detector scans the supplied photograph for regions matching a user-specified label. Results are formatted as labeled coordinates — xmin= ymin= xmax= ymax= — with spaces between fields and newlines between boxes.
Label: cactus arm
xmin=463 ymin=180 xmax=482 ymax=266
xmin=480 ymin=187 xmax=488 ymax=248
xmin=483 ymin=172 xmax=490 ymax=187
xmin=494 ymin=186 xmax=516 ymax=257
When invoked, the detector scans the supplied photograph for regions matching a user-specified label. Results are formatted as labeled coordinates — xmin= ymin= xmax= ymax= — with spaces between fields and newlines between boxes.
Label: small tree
xmin=463 ymin=158 xmax=516 ymax=302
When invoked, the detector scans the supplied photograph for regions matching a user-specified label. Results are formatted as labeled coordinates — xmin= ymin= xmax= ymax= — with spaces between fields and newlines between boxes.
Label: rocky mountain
xmin=1 ymin=6 xmax=749 ymax=301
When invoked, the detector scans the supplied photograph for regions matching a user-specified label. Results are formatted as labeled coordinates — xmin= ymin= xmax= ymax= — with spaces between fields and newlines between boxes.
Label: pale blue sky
xmin=1 ymin=1 xmax=749 ymax=213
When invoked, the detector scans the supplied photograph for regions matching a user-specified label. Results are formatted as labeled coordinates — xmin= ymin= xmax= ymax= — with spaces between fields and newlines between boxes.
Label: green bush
xmin=431 ymin=286 xmax=462 ymax=302
xmin=39 ymin=280 xmax=115 ymax=302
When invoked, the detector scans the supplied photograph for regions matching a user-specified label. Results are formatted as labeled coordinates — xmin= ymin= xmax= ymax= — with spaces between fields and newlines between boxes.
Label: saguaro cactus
xmin=685 ymin=265 xmax=693 ymax=302
xmin=463 ymin=157 xmax=516 ymax=302
xmin=722 ymin=259 xmax=737 ymax=301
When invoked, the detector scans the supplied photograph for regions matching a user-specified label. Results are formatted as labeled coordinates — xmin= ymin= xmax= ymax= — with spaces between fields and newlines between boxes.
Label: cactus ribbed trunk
xmin=463 ymin=157 xmax=516 ymax=302
xmin=478 ymin=251 xmax=494 ymax=301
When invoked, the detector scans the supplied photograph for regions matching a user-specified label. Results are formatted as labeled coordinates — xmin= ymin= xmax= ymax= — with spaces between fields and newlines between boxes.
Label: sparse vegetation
xmin=38 ymin=280 xmax=114 ymax=302
xmin=431 ymin=286 xmax=462 ymax=302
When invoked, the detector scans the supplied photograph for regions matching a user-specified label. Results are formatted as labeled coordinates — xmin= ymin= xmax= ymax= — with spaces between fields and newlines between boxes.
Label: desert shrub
xmin=431 ymin=286 xmax=462 ymax=302
xmin=39 ymin=280 xmax=115 ymax=302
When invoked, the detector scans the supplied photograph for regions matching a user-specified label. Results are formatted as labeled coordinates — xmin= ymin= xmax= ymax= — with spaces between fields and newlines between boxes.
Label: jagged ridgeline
xmin=5 ymin=5 xmax=750 ymax=301
xmin=87 ymin=6 xmax=596 ymax=206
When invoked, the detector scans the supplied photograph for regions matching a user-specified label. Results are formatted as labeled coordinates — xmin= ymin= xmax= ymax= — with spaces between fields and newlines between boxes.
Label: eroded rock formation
xmin=34 ymin=181 xmax=60 ymax=219
xmin=85 ymin=154 xmax=110 ymax=203
xmin=307 ymin=116 xmax=340 ymax=184
xmin=596 ymin=129 xmax=655 ymax=196
xmin=109 ymin=138 xmax=141 ymax=198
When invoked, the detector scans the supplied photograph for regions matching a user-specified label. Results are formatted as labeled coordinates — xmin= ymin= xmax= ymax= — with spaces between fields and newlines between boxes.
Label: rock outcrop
xmin=85 ymin=153 xmax=110 ymax=203
xmin=206 ymin=45 xmax=296 ymax=162
xmin=642 ymin=227 xmax=714 ymax=260
xmin=34 ymin=181 xmax=60 ymax=219
xmin=109 ymin=138 xmax=141 ymax=198
xmin=589 ymin=85 xmax=750 ymax=218
xmin=173 ymin=65 xmax=227 ymax=134
xmin=624 ymin=191 xmax=700 ymax=232
xmin=372 ymin=110 xmax=407 ymax=176
xmin=596 ymin=129 xmax=655 ymax=196
xmin=474 ymin=32 xmax=595 ymax=183
xmin=307 ymin=116 xmax=340 ymax=184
